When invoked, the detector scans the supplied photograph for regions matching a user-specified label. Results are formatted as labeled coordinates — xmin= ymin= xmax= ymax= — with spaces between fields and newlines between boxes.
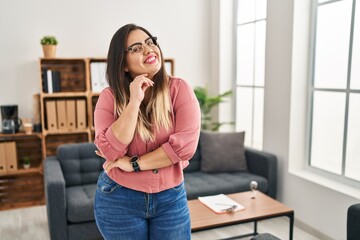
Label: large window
xmin=235 ymin=0 xmax=267 ymax=149
xmin=310 ymin=0 xmax=360 ymax=182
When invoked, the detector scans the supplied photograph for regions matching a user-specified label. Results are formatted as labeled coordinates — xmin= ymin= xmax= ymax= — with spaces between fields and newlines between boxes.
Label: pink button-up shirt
xmin=94 ymin=77 xmax=201 ymax=193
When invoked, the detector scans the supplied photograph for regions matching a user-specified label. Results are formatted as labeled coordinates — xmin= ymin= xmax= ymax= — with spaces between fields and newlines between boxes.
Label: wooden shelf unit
xmin=39 ymin=58 xmax=102 ymax=159
xmin=0 ymin=58 xmax=104 ymax=211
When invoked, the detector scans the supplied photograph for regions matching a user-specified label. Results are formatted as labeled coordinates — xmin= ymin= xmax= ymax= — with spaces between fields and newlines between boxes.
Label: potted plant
xmin=22 ymin=156 xmax=31 ymax=169
xmin=194 ymin=87 xmax=233 ymax=131
xmin=40 ymin=35 xmax=58 ymax=58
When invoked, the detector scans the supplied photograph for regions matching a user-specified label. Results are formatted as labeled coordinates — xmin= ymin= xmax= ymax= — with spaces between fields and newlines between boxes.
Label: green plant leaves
xmin=41 ymin=36 xmax=58 ymax=45
xmin=194 ymin=87 xmax=233 ymax=131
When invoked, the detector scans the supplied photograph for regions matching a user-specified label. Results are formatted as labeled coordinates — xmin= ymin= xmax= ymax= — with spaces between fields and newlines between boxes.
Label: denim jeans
xmin=94 ymin=171 xmax=191 ymax=240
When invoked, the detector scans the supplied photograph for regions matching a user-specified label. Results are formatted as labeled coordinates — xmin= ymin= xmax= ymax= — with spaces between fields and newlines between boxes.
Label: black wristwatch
xmin=130 ymin=156 xmax=141 ymax=172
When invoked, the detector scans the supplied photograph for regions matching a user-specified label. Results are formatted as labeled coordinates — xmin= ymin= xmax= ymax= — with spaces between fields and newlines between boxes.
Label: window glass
xmin=236 ymin=87 xmax=253 ymax=146
xmin=237 ymin=0 xmax=255 ymax=24
xmin=350 ymin=0 xmax=360 ymax=90
xmin=314 ymin=0 xmax=351 ymax=89
xmin=255 ymin=0 xmax=267 ymax=20
xmin=253 ymin=88 xmax=264 ymax=149
xmin=345 ymin=93 xmax=360 ymax=181
xmin=254 ymin=21 xmax=266 ymax=87
xmin=310 ymin=91 xmax=346 ymax=174
xmin=237 ymin=0 xmax=267 ymax=24
xmin=237 ymin=24 xmax=254 ymax=86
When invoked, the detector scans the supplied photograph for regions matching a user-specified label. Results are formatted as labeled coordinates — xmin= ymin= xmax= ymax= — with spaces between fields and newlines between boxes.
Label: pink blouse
xmin=94 ymin=77 xmax=201 ymax=193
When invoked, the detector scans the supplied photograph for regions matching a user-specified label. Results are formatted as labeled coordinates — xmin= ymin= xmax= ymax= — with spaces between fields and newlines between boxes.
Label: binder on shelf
xmin=52 ymin=71 xmax=61 ymax=93
xmin=76 ymin=99 xmax=87 ymax=129
xmin=90 ymin=62 xmax=108 ymax=93
xmin=56 ymin=100 xmax=67 ymax=130
xmin=66 ymin=100 xmax=76 ymax=129
xmin=46 ymin=100 xmax=58 ymax=131
xmin=47 ymin=70 xmax=53 ymax=94
xmin=0 ymin=143 xmax=7 ymax=174
xmin=5 ymin=141 xmax=18 ymax=172
xmin=42 ymin=68 xmax=48 ymax=93
xmin=198 ymin=194 xmax=245 ymax=214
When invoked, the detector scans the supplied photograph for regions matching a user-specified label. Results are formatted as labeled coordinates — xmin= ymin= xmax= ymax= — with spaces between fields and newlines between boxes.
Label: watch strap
xmin=130 ymin=156 xmax=141 ymax=172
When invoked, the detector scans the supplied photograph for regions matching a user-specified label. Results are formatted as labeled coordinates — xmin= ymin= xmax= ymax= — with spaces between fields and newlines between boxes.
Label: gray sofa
xmin=44 ymin=140 xmax=277 ymax=240
xmin=348 ymin=203 xmax=360 ymax=240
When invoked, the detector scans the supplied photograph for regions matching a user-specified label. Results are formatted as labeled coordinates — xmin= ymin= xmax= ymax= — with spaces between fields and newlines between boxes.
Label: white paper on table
xmin=198 ymin=194 xmax=245 ymax=214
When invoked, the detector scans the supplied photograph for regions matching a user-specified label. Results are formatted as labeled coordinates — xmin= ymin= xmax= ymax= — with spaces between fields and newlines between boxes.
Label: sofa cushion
xmin=58 ymin=143 xmax=105 ymax=187
xmin=200 ymin=131 xmax=247 ymax=172
xmin=184 ymin=171 xmax=268 ymax=200
xmin=66 ymin=183 xmax=96 ymax=223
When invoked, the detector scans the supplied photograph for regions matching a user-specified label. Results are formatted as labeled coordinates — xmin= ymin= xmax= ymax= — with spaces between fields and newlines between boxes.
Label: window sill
xmin=289 ymin=168 xmax=360 ymax=200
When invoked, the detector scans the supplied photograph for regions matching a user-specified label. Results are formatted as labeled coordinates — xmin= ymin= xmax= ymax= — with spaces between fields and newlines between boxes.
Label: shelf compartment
xmin=40 ymin=59 xmax=87 ymax=93
xmin=44 ymin=133 xmax=89 ymax=157
xmin=0 ymin=135 xmax=43 ymax=174
xmin=0 ymin=173 xmax=44 ymax=210
xmin=43 ymin=97 xmax=88 ymax=132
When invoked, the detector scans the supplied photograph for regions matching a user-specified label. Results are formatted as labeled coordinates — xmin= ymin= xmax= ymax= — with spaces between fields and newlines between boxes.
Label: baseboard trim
xmin=295 ymin=218 xmax=334 ymax=240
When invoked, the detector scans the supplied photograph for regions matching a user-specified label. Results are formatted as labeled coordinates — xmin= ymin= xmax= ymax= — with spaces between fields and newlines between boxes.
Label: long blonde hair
xmin=107 ymin=24 xmax=172 ymax=141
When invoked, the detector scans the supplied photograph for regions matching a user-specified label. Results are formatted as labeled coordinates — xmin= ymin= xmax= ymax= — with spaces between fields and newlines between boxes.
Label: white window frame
xmin=234 ymin=0 xmax=267 ymax=150
xmin=289 ymin=0 xmax=360 ymax=199
xmin=307 ymin=0 xmax=360 ymax=187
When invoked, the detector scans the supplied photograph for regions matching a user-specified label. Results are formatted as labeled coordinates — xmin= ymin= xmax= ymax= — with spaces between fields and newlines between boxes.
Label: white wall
xmin=264 ymin=0 xmax=359 ymax=239
xmin=0 ymin=0 xmax=211 ymax=124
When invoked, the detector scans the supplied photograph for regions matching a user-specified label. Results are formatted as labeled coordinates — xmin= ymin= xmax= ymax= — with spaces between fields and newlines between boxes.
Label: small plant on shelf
xmin=40 ymin=36 xmax=58 ymax=45
xmin=22 ymin=156 xmax=31 ymax=169
xmin=40 ymin=35 xmax=58 ymax=58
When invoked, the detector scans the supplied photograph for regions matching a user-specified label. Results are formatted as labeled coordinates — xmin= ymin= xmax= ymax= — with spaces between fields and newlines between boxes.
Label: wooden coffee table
xmin=189 ymin=191 xmax=294 ymax=240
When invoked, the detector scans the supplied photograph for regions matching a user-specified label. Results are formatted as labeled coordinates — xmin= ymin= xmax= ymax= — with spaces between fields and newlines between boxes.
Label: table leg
xmin=288 ymin=211 xmax=294 ymax=240
xmin=254 ymin=220 xmax=258 ymax=235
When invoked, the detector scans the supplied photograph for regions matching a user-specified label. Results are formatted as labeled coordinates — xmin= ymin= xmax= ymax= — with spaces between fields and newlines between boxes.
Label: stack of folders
xmin=45 ymin=99 xmax=87 ymax=131
xmin=198 ymin=194 xmax=245 ymax=214
xmin=0 ymin=142 xmax=18 ymax=173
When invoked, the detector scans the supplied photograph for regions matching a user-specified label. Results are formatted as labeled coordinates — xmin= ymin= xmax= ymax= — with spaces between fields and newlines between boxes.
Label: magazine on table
xmin=198 ymin=194 xmax=245 ymax=214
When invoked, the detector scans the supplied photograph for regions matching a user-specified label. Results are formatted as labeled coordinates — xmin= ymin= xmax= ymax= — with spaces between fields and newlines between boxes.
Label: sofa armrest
xmin=44 ymin=156 xmax=67 ymax=240
xmin=245 ymin=147 xmax=277 ymax=199
xmin=348 ymin=203 xmax=360 ymax=240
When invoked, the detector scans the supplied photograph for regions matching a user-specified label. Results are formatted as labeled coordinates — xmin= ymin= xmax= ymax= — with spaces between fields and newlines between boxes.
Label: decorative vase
xmin=42 ymin=45 xmax=56 ymax=58
xmin=23 ymin=163 xmax=30 ymax=169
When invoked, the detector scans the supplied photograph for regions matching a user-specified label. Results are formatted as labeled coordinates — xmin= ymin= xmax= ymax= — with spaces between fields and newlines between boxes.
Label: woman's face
xmin=124 ymin=29 xmax=162 ymax=80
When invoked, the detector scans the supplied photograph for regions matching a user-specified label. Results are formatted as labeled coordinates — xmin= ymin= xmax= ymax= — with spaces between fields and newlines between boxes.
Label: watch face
xmin=130 ymin=156 xmax=139 ymax=163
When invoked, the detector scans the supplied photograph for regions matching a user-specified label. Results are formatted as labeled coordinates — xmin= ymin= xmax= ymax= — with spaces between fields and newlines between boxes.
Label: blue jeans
xmin=94 ymin=171 xmax=191 ymax=240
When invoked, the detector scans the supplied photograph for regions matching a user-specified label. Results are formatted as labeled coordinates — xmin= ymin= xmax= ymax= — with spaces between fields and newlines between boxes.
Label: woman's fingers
xmin=133 ymin=74 xmax=154 ymax=87
xmin=129 ymin=74 xmax=154 ymax=103
xmin=95 ymin=150 xmax=104 ymax=158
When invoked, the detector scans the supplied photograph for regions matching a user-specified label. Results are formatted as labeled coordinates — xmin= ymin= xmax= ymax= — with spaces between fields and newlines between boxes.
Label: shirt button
xmin=152 ymin=169 xmax=158 ymax=174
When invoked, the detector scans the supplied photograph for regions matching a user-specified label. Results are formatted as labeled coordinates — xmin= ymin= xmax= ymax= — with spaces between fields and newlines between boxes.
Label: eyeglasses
xmin=125 ymin=37 xmax=158 ymax=54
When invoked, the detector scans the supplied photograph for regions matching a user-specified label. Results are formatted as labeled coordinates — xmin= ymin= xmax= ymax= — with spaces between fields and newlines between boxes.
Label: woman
xmin=94 ymin=23 xmax=201 ymax=240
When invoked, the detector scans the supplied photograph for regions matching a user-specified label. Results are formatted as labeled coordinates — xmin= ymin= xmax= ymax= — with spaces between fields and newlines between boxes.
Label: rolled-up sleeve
xmin=162 ymin=79 xmax=201 ymax=164
xmin=94 ymin=88 xmax=129 ymax=161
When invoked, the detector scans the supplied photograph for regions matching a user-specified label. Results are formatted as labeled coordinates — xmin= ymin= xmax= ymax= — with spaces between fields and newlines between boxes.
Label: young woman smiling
xmin=93 ymin=24 xmax=200 ymax=240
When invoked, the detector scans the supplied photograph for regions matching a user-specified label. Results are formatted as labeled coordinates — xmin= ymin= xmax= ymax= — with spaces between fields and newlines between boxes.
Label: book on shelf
xmin=90 ymin=62 xmax=108 ymax=93
xmin=42 ymin=68 xmax=61 ymax=93
xmin=198 ymin=194 xmax=245 ymax=214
